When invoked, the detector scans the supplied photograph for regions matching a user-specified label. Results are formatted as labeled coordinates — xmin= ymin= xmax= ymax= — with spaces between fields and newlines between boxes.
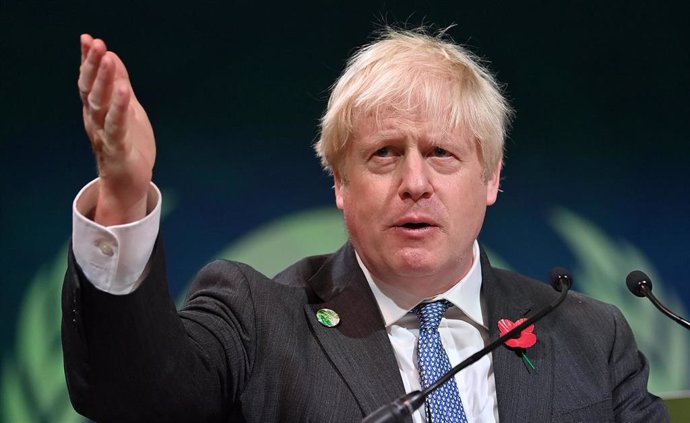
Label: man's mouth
xmin=391 ymin=214 xmax=440 ymax=234
xmin=400 ymin=222 xmax=433 ymax=229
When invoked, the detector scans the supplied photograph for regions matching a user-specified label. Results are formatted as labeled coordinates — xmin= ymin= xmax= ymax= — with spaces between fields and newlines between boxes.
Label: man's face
xmin=334 ymin=110 xmax=501 ymax=296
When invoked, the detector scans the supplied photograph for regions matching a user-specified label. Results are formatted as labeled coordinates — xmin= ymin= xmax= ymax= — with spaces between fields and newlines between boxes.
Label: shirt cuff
xmin=72 ymin=178 xmax=161 ymax=295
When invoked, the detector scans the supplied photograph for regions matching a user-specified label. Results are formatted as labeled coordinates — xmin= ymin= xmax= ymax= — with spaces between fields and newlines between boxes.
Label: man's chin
xmin=390 ymin=249 xmax=442 ymax=276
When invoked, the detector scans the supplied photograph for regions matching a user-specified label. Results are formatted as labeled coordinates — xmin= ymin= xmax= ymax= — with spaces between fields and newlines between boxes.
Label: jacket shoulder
xmin=491 ymin=266 xmax=620 ymax=316
xmin=272 ymin=253 xmax=333 ymax=287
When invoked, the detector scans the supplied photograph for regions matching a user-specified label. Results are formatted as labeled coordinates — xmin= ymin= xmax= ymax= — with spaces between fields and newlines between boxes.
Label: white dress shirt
xmin=357 ymin=243 xmax=499 ymax=423
xmin=72 ymin=178 xmax=498 ymax=422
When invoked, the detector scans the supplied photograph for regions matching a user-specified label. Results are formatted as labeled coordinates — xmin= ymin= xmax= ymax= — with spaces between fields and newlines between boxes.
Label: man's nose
xmin=398 ymin=153 xmax=433 ymax=201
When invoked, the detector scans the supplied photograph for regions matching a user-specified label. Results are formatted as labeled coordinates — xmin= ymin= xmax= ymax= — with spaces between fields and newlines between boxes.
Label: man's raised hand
xmin=78 ymin=34 xmax=156 ymax=225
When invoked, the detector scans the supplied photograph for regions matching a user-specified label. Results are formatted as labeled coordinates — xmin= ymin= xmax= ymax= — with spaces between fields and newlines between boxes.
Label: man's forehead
xmin=352 ymin=110 xmax=468 ymax=145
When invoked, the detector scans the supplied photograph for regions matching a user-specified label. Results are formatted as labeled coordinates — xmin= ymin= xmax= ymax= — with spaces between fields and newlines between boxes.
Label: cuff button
xmin=97 ymin=240 xmax=115 ymax=257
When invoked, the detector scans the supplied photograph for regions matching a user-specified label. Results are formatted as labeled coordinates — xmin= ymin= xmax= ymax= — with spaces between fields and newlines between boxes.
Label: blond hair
xmin=315 ymin=28 xmax=512 ymax=181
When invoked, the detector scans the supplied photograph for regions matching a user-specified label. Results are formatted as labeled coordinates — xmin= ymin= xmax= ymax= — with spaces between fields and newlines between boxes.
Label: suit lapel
xmin=303 ymin=244 xmax=557 ymax=419
xmin=305 ymin=244 xmax=407 ymax=416
xmin=480 ymin=250 xmax=554 ymax=421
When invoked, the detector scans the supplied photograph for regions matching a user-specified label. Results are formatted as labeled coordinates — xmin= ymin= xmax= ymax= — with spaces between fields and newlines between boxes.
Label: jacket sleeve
xmin=62 ymin=237 xmax=258 ymax=422
xmin=607 ymin=304 xmax=669 ymax=422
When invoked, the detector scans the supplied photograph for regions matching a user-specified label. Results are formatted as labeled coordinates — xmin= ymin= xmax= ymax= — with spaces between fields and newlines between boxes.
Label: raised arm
xmin=66 ymin=38 xmax=241 ymax=422
xmin=78 ymin=34 xmax=155 ymax=225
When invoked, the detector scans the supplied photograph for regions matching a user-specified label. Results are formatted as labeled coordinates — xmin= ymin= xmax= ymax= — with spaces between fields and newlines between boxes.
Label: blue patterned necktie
xmin=414 ymin=300 xmax=468 ymax=423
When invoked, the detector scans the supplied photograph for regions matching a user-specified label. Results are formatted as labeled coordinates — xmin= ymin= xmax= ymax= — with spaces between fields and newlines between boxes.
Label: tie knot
xmin=413 ymin=300 xmax=452 ymax=331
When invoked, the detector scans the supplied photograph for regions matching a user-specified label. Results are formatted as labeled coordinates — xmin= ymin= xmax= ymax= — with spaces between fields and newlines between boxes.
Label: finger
xmin=109 ymin=52 xmax=131 ymax=86
xmin=78 ymin=38 xmax=107 ymax=104
xmin=104 ymin=82 xmax=131 ymax=145
xmin=80 ymin=33 xmax=94 ymax=65
xmin=87 ymin=53 xmax=116 ymax=126
xmin=82 ymin=107 xmax=99 ymax=148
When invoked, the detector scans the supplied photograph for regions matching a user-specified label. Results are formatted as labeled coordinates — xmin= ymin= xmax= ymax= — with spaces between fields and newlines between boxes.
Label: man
xmin=63 ymin=28 xmax=668 ymax=422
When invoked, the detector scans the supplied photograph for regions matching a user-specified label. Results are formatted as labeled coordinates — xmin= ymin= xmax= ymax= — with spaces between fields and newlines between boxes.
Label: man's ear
xmin=333 ymin=170 xmax=345 ymax=210
xmin=485 ymin=161 xmax=502 ymax=206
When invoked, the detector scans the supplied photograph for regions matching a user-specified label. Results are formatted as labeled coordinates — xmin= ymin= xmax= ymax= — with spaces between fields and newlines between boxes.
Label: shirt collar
xmin=357 ymin=241 xmax=485 ymax=329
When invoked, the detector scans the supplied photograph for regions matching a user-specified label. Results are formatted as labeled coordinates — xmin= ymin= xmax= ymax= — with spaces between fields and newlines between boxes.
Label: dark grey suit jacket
xmin=62 ymin=240 xmax=668 ymax=422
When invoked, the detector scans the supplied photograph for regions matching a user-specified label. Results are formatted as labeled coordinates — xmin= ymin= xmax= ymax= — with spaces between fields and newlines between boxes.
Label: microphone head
xmin=626 ymin=270 xmax=652 ymax=297
xmin=549 ymin=267 xmax=573 ymax=292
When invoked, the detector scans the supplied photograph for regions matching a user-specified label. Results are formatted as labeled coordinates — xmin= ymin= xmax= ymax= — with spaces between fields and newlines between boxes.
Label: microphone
xmin=550 ymin=266 xmax=572 ymax=291
xmin=363 ymin=268 xmax=573 ymax=423
xmin=626 ymin=270 xmax=690 ymax=330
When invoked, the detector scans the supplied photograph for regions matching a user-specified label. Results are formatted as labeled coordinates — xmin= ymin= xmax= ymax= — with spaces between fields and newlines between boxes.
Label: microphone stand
xmin=638 ymin=284 xmax=690 ymax=330
xmin=363 ymin=280 xmax=571 ymax=423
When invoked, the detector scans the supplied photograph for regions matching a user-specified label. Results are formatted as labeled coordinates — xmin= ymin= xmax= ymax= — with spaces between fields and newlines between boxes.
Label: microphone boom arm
xmin=423 ymin=281 xmax=569 ymax=402
xmin=640 ymin=284 xmax=690 ymax=330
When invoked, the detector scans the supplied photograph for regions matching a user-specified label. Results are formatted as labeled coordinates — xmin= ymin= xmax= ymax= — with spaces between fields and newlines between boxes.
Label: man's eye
xmin=374 ymin=147 xmax=391 ymax=157
xmin=431 ymin=147 xmax=450 ymax=157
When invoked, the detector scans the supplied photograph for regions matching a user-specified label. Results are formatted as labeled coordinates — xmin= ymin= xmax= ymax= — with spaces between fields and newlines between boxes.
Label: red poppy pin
xmin=498 ymin=318 xmax=537 ymax=371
